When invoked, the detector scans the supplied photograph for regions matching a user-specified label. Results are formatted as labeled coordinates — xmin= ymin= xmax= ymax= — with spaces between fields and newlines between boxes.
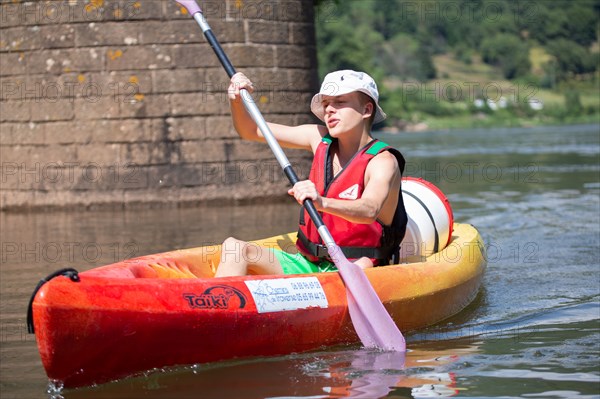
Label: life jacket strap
xmin=297 ymin=229 xmax=395 ymax=264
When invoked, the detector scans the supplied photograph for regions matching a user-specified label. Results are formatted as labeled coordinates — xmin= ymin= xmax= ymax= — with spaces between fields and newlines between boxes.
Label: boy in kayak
xmin=215 ymin=70 xmax=407 ymax=277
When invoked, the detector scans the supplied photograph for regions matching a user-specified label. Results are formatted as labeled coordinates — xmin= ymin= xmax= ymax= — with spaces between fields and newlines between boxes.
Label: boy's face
xmin=320 ymin=92 xmax=373 ymax=137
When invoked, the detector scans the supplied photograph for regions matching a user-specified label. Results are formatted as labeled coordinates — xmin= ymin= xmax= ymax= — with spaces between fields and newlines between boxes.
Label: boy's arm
xmin=288 ymin=151 xmax=400 ymax=224
xmin=228 ymin=73 xmax=324 ymax=151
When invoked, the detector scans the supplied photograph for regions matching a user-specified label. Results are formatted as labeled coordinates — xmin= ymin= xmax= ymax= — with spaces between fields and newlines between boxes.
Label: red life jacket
xmin=296 ymin=135 xmax=407 ymax=265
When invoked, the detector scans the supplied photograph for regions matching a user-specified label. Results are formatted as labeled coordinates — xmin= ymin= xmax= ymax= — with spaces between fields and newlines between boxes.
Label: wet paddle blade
xmin=329 ymin=245 xmax=406 ymax=352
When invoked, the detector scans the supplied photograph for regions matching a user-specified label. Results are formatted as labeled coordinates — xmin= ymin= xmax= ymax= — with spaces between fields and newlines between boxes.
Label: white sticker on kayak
xmin=244 ymin=277 xmax=328 ymax=313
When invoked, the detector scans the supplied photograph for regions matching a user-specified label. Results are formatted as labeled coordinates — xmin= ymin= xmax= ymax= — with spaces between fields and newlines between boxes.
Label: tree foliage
xmin=314 ymin=0 xmax=599 ymax=125
xmin=315 ymin=0 xmax=598 ymax=82
xmin=480 ymin=34 xmax=531 ymax=79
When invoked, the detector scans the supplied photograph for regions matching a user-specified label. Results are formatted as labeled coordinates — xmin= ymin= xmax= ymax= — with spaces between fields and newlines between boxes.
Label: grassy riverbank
xmin=379 ymin=53 xmax=600 ymax=132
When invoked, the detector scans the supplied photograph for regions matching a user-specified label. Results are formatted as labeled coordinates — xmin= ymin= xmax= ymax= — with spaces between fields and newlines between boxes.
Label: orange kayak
xmin=29 ymin=223 xmax=486 ymax=388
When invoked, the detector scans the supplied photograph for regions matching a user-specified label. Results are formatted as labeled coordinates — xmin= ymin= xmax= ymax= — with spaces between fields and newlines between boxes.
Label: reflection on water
xmin=64 ymin=343 xmax=480 ymax=399
xmin=1 ymin=124 xmax=599 ymax=399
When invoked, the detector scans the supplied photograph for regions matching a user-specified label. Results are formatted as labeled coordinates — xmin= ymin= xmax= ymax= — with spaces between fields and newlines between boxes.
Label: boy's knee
xmin=221 ymin=237 xmax=244 ymax=261
xmin=222 ymin=236 xmax=238 ymax=246
xmin=222 ymin=237 xmax=243 ymax=251
xmin=355 ymin=257 xmax=374 ymax=269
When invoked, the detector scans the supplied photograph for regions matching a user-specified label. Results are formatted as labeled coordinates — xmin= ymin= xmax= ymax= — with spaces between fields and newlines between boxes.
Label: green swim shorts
xmin=270 ymin=248 xmax=338 ymax=275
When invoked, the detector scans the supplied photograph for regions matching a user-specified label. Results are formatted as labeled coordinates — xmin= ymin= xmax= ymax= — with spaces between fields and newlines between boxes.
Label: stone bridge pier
xmin=0 ymin=0 xmax=318 ymax=210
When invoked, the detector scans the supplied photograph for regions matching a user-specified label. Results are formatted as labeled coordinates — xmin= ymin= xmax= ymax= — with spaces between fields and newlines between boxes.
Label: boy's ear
xmin=363 ymin=101 xmax=374 ymax=119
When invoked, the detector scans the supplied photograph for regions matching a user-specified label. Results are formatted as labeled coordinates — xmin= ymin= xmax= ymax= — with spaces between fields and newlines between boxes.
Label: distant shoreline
xmin=373 ymin=119 xmax=600 ymax=135
xmin=376 ymin=115 xmax=600 ymax=134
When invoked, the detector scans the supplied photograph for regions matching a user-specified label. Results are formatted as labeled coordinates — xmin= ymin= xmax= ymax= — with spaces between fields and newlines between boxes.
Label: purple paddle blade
xmin=174 ymin=0 xmax=202 ymax=15
xmin=328 ymin=244 xmax=406 ymax=352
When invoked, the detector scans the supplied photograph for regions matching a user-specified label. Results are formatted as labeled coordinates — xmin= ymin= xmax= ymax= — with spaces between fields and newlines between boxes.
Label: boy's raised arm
xmin=228 ymin=73 xmax=323 ymax=151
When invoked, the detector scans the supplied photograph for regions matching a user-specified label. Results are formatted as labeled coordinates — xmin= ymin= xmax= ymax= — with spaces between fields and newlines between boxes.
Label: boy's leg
xmin=214 ymin=237 xmax=284 ymax=277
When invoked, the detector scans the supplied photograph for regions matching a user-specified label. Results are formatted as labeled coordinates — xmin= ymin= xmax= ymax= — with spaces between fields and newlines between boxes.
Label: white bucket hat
xmin=310 ymin=70 xmax=387 ymax=124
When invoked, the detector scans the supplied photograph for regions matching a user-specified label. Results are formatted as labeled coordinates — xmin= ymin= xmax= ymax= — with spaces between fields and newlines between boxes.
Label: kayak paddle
xmin=174 ymin=0 xmax=406 ymax=352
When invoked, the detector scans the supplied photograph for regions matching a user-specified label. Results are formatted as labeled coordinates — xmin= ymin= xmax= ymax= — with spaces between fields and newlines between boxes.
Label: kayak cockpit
xmin=83 ymin=251 xmax=220 ymax=280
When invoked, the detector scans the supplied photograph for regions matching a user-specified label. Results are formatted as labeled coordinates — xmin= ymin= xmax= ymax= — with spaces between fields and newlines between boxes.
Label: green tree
xmin=480 ymin=33 xmax=531 ymax=79
xmin=316 ymin=12 xmax=383 ymax=79
xmin=564 ymin=90 xmax=583 ymax=116
xmin=545 ymin=38 xmax=597 ymax=80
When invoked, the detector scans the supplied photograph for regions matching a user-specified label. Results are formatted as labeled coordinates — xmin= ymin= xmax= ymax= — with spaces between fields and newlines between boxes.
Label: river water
xmin=1 ymin=124 xmax=598 ymax=398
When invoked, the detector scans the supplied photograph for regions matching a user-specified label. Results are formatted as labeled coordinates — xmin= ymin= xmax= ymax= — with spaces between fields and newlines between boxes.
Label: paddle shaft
xmin=176 ymin=0 xmax=406 ymax=352
xmin=190 ymin=10 xmax=336 ymax=248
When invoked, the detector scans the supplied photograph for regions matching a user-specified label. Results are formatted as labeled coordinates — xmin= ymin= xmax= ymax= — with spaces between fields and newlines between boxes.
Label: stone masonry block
xmin=28 ymin=48 xmax=105 ymax=75
xmin=229 ymin=139 xmax=282 ymax=161
xmin=74 ymin=95 xmax=120 ymax=120
xmin=89 ymin=119 xmax=161 ymax=144
xmin=0 ymin=122 xmax=45 ymax=145
xmin=89 ymin=70 xmax=153 ymax=101
xmin=44 ymin=121 xmax=93 ymax=145
xmin=152 ymin=68 xmax=205 ymax=94
xmin=223 ymin=44 xmax=276 ymax=68
xmin=75 ymin=21 xmax=141 ymax=47
xmin=0 ymin=100 xmax=30 ymax=122
xmin=179 ymin=139 xmax=225 ymax=163
xmin=106 ymin=46 xmax=173 ymax=71
xmin=0 ymin=26 xmax=42 ymax=52
xmin=170 ymin=44 xmax=221 ymax=69
xmin=247 ymin=21 xmax=289 ymax=44
xmin=273 ymin=0 xmax=315 ymax=23
xmin=1 ymin=144 xmax=77 ymax=166
xmin=290 ymin=22 xmax=315 ymax=45
xmin=119 ymin=94 xmax=171 ymax=119
xmin=0 ymin=52 xmax=26 ymax=77
xmin=39 ymin=24 xmax=76 ymax=49
xmin=205 ymin=116 xmax=238 ymax=139
xmin=115 ymin=0 xmax=164 ymax=21
xmin=138 ymin=20 xmax=203 ymax=45
xmin=288 ymin=68 xmax=319 ymax=92
xmin=276 ymin=45 xmax=315 ymax=68
xmin=170 ymin=92 xmax=228 ymax=117
xmin=69 ymin=162 xmax=149 ymax=191
xmin=30 ymin=98 xmax=75 ymax=122
xmin=76 ymin=143 xmax=122 ymax=167
xmin=167 ymin=116 xmax=207 ymax=141
xmin=145 ymin=164 xmax=178 ymax=188
xmin=123 ymin=142 xmax=171 ymax=166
